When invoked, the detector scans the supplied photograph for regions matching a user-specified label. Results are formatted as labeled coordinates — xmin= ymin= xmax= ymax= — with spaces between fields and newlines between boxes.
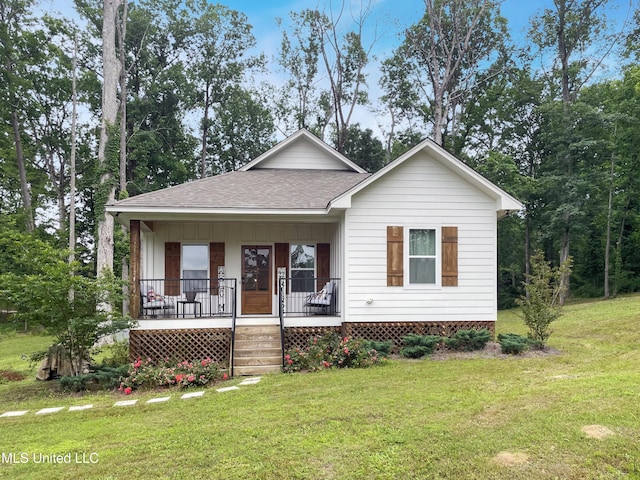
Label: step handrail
xmin=230 ymin=278 xmax=237 ymax=377
xmin=278 ymin=276 xmax=286 ymax=369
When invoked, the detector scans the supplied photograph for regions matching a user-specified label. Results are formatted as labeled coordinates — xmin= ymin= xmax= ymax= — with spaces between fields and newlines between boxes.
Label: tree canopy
xmin=1 ymin=0 xmax=639 ymax=308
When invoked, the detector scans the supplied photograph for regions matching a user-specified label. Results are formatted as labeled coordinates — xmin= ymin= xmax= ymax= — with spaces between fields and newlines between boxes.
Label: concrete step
xmin=233 ymin=364 xmax=282 ymax=376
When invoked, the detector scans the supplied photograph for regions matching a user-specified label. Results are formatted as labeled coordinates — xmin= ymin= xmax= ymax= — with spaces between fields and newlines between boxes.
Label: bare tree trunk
xmin=117 ymin=0 xmax=130 ymax=316
xmin=96 ymin=0 xmax=122 ymax=278
xmin=11 ymin=110 xmax=35 ymax=232
xmin=68 ymin=35 xmax=78 ymax=305
xmin=200 ymin=79 xmax=210 ymax=177
xmin=604 ymin=148 xmax=616 ymax=299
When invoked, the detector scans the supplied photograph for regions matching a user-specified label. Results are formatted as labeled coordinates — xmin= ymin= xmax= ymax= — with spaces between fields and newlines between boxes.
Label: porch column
xmin=130 ymin=220 xmax=141 ymax=319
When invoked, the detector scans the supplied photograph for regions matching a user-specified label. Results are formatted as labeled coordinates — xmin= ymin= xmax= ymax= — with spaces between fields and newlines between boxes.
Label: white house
xmin=107 ymin=129 xmax=522 ymax=375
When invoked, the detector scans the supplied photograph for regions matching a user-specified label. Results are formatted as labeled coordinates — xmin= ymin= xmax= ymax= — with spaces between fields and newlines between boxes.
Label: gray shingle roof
xmin=109 ymin=169 xmax=371 ymax=211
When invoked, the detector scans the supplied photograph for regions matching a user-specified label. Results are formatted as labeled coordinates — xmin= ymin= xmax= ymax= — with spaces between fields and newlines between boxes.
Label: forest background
xmin=2 ymin=0 xmax=640 ymax=309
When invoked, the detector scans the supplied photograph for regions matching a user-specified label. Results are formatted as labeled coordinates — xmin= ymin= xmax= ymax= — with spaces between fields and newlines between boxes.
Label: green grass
xmin=1 ymin=296 xmax=640 ymax=479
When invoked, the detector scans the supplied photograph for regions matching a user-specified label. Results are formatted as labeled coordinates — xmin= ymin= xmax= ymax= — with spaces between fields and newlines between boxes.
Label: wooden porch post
xmin=130 ymin=220 xmax=141 ymax=319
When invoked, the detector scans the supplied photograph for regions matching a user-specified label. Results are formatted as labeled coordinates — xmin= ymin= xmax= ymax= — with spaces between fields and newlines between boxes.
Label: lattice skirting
xmin=129 ymin=329 xmax=232 ymax=366
xmin=284 ymin=326 xmax=343 ymax=351
xmin=285 ymin=321 xmax=495 ymax=353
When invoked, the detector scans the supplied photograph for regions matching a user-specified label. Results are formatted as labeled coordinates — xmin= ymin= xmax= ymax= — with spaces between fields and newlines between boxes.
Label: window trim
xmin=181 ymin=243 xmax=209 ymax=293
xmin=289 ymin=243 xmax=316 ymax=293
xmin=404 ymin=226 xmax=442 ymax=289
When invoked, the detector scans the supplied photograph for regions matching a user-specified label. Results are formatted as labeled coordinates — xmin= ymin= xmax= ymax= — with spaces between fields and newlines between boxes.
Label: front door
xmin=241 ymin=246 xmax=272 ymax=314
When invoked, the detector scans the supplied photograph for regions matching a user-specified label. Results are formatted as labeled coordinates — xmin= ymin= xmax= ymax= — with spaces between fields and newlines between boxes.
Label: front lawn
xmin=0 ymin=295 xmax=639 ymax=479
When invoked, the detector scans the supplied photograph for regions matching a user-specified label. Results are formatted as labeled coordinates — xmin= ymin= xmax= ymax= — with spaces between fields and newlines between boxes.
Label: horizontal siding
xmin=255 ymin=141 xmax=350 ymax=170
xmin=345 ymin=153 xmax=498 ymax=323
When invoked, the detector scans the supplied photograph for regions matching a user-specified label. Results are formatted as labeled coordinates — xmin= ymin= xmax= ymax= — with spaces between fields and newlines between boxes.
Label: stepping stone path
xmin=0 ymin=377 xmax=261 ymax=419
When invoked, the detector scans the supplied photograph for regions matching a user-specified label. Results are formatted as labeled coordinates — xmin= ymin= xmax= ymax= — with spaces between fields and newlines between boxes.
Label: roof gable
xmin=330 ymin=139 xmax=523 ymax=216
xmin=239 ymin=129 xmax=367 ymax=173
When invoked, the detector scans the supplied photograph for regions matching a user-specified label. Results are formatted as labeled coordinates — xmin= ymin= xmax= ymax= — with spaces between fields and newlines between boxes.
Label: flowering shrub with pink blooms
xmin=282 ymin=333 xmax=384 ymax=373
xmin=118 ymin=357 xmax=224 ymax=394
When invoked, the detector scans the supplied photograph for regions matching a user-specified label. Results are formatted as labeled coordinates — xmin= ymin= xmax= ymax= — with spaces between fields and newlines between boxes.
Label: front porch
xmin=130 ymin=276 xmax=342 ymax=376
xmin=134 ymin=277 xmax=342 ymax=323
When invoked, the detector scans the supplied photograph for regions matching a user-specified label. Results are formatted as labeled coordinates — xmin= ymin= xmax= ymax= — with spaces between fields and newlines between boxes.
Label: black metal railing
xmin=277 ymin=277 xmax=341 ymax=317
xmin=138 ymin=278 xmax=236 ymax=319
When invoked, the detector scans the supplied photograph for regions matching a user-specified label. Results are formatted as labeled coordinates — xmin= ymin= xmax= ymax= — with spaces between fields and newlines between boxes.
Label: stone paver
xmin=239 ymin=377 xmax=261 ymax=385
xmin=1 ymin=410 xmax=29 ymax=418
xmin=146 ymin=396 xmax=171 ymax=404
xmin=216 ymin=386 xmax=240 ymax=393
xmin=36 ymin=407 xmax=64 ymax=415
xmin=1 ymin=377 xmax=262 ymax=418
xmin=181 ymin=391 xmax=205 ymax=399
xmin=69 ymin=405 xmax=93 ymax=412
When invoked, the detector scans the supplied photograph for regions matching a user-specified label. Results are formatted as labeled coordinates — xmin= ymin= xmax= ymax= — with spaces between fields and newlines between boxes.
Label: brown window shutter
xmin=275 ymin=243 xmax=289 ymax=293
xmin=387 ymin=226 xmax=403 ymax=286
xmin=209 ymin=242 xmax=225 ymax=293
xmin=164 ymin=242 xmax=181 ymax=295
xmin=317 ymin=243 xmax=330 ymax=290
xmin=442 ymin=226 xmax=458 ymax=286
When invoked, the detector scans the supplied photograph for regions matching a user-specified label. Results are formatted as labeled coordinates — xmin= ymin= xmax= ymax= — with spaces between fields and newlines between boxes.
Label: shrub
xmin=59 ymin=365 xmax=129 ymax=392
xmin=361 ymin=339 xmax=394 ymax=357
xmin=400 ymin=334 xmax=441 ymax=358
xmin=498 ymin=333 xmax=532 ymax=355
xmin=283 ymin=333 xmax=384 ymax=373
xmin=444 ymin=329 xmax=491 ymax=352
xmin=118 ymin=357 xmax=222 ymax=393
xmin=518 ymin=250 xmax=572 ymax=346
xmin=99 ymin=340 xmax=130 ymax=367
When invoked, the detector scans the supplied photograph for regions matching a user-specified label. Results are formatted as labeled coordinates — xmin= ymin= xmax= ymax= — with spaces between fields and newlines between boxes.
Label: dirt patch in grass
xmin=0 ymin=369 xmax=27 ymax=382
xmin=429 ymin=342 xmax=562 ymax=360
xmin=582 ymin=425 xmax=614 ymax=439
xmin=492 ymin=451 xmax=530 ymax=467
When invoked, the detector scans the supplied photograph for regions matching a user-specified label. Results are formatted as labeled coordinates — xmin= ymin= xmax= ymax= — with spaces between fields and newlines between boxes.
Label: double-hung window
xmin=290 ymin=244 xmax=315 ymax=292
xmin=408 ymin=228 xmax=437 ymax=285
xmin=182 ymin=244 xmax=208 ymax=293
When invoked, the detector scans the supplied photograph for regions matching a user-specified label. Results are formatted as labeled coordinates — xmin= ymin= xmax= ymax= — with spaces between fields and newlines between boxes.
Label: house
xmin=106 ymin=129 xmax=522 ymax=375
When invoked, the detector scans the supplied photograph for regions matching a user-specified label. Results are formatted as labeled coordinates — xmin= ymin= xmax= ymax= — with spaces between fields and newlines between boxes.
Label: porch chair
xmin=140 ymin=284 xmax=175 ymax=318
xmin=304 ymin=281 xmax=336 ymax=315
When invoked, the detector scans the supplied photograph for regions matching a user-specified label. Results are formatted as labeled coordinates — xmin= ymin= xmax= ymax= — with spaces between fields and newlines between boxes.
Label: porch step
xmin=233 ymin=365 xmax=282 ymax=376
xmin=232 ymin=325 xmax=282 ymax=376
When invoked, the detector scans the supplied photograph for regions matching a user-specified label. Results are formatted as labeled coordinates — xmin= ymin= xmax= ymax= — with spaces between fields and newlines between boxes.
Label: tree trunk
xmin=604 ymin=148 xmax=616 ymax=299
xmin=11 ymin=110 xmax=35 ymax=232
xmin=200 ymin=79 xmax=211 ymax=177
xmin=96 ymin=0 xmax=122 ymax=277
xmin=69 ymin=34 xmax=78 ymax=264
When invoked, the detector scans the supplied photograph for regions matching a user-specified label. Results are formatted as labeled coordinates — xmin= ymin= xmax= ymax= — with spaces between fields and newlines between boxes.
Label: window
xmin=290 ymin=244 xmax=315 ymax=292
xmin=182 ymin=244 xmax=208 ymax=293
xmin=409 ymin=229 xmax=437 ymax=284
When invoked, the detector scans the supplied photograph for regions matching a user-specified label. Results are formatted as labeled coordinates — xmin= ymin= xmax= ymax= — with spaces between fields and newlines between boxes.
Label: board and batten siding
xmin=140 ymin=221 xmax=339 ymax=301
xmin=252 ymin=140 xmax=351 ymax=170
xmin=344 ymin=152 xmax=498 ymax=323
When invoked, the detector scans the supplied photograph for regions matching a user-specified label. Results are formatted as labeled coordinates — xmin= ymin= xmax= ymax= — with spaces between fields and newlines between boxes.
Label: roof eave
xmin=106 ymin=205 xmax=336 ymax=226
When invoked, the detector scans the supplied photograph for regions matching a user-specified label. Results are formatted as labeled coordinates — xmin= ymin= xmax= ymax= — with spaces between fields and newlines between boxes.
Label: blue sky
xmin=42 ymin=0 xmax=636 ymax=137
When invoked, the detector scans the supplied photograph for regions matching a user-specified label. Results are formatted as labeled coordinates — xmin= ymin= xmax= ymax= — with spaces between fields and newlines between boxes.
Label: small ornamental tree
xmin=0 ymin=231 xmax=135 ymax=376
xmin=517 ymin=250 xmax=572 ymax=347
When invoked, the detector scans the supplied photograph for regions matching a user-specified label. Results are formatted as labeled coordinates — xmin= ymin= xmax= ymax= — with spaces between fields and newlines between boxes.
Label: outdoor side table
xmin=177 ymin=300 xmax=202 ymax=318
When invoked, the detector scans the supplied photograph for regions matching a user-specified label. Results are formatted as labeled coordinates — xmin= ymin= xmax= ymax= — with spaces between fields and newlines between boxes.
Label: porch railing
xmin=277 ymin=277 xmax=341 ymax=317
xmin=138 ymin=278 xmax=236 ymax=319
